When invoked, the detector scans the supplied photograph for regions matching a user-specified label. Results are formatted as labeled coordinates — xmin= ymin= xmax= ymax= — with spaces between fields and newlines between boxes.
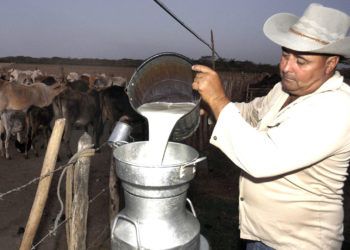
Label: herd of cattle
xmin=0 ymin=67 xmax=145 ymax=160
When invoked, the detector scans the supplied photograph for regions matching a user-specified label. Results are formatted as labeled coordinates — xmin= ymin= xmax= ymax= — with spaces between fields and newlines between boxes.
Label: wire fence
xmin=31 ymin=188 xmax=108 ymax=250
xmin=0 ymin=142 xmax=105 ymax=200
xmin=0 ymin=139 xmax=110 ymax=250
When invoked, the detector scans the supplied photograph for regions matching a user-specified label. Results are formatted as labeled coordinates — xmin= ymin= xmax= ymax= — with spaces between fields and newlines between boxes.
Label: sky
xmin=0 ymin=0 xmax=349 ymax=65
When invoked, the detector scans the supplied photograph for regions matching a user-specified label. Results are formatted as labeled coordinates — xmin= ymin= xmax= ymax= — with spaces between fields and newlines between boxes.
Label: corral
xmin=0 ymin=62 xmax=350 ymax=250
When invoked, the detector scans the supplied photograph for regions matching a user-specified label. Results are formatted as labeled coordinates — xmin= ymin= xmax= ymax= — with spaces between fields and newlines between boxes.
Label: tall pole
xmin=211 ymin=29 xmax=215 ymax=70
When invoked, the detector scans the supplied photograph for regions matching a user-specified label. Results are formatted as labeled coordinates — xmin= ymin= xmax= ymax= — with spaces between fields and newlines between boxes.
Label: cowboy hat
xmin=263 ymin=3 xmax=350 ymax=59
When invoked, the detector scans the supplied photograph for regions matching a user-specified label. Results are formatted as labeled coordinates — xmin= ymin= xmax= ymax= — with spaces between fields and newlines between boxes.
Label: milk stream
xmin=137 ymin=102 xmax=196 ymax=166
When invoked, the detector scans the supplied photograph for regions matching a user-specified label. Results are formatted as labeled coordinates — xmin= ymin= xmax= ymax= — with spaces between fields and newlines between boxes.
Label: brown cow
xmin=0 ymin=79 xmax=66 ymax=113
xmin=52 ymin=87 xmax=103 ymax=158
xmin=0 ymin=79 xmax=65 ymax=159
xmin=96 ymin=84 xmax=147 ymax=141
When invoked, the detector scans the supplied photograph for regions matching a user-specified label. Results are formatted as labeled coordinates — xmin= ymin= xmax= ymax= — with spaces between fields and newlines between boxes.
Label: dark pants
xmin=246 ymin=240 xmax=274 ymax=250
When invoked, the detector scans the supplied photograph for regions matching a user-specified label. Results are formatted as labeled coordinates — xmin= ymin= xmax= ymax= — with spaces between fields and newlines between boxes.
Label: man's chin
xmin=281 ymin=84 xmax=296 ymax=95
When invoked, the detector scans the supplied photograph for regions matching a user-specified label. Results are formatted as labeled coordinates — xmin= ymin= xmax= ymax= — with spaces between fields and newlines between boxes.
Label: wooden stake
xmin=65 ymin=155 xmax=73 ymax=248
xmin=69 ymin=133 xmax=91 ymax=250
xmin=19 ymin=118 xmax=65 ymax=250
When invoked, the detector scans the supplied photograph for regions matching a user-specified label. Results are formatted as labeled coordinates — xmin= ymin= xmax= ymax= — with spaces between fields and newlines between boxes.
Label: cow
xmin=22 ymin=76 xmax=58 ymax=158
xmin=67 ymin=79 xmax=90 ymax=93
xmin=93 ymin=76 xmax=127 ymax=91
xmin=95 ymin=83 xmax=147 ymax=141
xmin=26 ymin=105 xmax=54 ymax=157
xmin=66 ymin=72 xmax=79 ymax=82
xmin=35 ymin=75 xmax=58 ymax=86
xmin=52 ymin=87 xmax=103 ymax=158
xmin=0 ymin=79 xmax=66 ymax=113
xmin=29 ymin=75 xmax=62 ymax=154
xmin=8 ymin=68 xmax=43 ymax=84
xmin=0 ymin=79 xmax=64 ymax=159
xmin=0 ymin=110 xmax=28 ymax=159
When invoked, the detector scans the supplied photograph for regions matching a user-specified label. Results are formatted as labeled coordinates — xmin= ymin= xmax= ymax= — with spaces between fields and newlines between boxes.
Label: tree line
xmin=0 ymin=56 xmax=348 ymax=77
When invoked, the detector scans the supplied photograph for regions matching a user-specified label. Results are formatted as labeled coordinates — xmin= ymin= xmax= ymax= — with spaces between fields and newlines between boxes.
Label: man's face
xmin=279 ymin=48 xmax=337 ymax=96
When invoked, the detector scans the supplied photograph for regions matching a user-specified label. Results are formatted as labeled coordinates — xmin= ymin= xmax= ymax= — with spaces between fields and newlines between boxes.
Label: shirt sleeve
xmin=235 ymin=97 xmax=264 ymax=127
xmin=210 ymin=94 xmax=350 ymax=178
xmin=235 ymin=83 xmax=283 ymax=127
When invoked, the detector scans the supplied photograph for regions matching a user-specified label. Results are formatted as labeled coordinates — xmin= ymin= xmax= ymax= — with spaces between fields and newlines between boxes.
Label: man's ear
xmin=325 ymin=56 xmax=340 ymax=74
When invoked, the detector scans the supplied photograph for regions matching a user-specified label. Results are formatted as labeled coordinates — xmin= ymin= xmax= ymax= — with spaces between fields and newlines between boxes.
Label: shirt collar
xmin=312 ymin=71 xmax=344 ymax=94
xmin=278 ymin=71 xmax=344 ymax=102
xmin=276 ymin=71 xmax=344 ymax=113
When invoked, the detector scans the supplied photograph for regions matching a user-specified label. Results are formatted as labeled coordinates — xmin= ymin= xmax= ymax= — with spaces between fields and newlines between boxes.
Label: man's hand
xmin=192 ymin=64 xmax=230 ymax=119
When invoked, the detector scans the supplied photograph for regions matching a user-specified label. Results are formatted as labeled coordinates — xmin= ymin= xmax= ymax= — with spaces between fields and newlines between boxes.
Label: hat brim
xmin=263 ymin=13 xmax=350 ymax=58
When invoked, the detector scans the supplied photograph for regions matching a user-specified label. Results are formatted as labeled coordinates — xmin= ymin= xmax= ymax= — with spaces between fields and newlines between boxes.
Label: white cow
xmin=66 ymin=72 xmax=80 ymax=82
xmin=93 ymin=75 xmax=127 ymax=91
xmin=8 ymin=68 xmax=43 ymax=84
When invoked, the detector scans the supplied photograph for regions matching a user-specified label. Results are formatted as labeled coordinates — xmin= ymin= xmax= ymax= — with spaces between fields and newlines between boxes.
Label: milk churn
xmin=126 ymin=52 xmax=201 ymax=141
xmin=111 ymin=141 xmax=209 ymax=249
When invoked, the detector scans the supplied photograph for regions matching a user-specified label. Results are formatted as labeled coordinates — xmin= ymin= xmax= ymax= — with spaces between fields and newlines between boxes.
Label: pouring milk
xmin=137 ymin=101 xmax=196 ymax=166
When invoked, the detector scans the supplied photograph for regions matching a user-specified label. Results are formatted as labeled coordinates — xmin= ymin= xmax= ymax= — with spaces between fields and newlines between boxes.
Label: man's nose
xmin=280 ymin=58 xmax=293 ymax=73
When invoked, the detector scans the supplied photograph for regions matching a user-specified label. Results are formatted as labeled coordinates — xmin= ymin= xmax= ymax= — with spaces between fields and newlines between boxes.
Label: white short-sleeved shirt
xmin=210 ymin=72 xmax=350 ymax=250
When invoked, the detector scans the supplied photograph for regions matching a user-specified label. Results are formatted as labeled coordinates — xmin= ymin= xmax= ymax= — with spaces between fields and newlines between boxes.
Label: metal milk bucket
xmin=108 ymin=121 xmax=132 ymax=147
xmin=126 ymin=52 xmax=200 ymax=141
xmin=111 ymin=141 xmax=206 ymax=250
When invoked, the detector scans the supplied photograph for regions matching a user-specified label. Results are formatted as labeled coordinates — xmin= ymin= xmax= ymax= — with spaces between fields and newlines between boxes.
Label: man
xmin=192 ymin=3 xmax=350 ymax=250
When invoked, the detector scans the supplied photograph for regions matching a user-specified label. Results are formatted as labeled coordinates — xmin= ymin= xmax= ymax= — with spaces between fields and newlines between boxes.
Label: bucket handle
xmin=111 ymin=214 xmax=142 ymax=249
xmin=186 ymin=198 xmax=197 ymax=218
xmin=179 ymin=156 xmax=206 ymax=178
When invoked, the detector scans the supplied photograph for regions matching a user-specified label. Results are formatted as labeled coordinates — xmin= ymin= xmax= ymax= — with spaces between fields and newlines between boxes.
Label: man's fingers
xmin=192 ymin=64 xmax=213 ymax=74
xmin=192 ymin=80 xmax=199 ymax=90
xmin=194 ymin=74 xmax=203 ymax=82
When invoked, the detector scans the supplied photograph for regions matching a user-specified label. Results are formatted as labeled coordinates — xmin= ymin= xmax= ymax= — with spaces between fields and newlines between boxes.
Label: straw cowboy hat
xmin=263 ymin=3 xmax=350 ymax=60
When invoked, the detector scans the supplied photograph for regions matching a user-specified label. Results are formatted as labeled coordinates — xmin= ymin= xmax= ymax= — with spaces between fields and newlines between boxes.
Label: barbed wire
xmin=0 ymin=141 xmax=108 ymax=200
xmin=53 ymin=144 xmax=95 ymax=234
xmin=87 ymin=225 xmax=110 ymax=250
xmin=30 ymin=186 xmax=108 ymax=250
xmin=51 ymin=141 xmax=109 ymax=232
xmin=89 ymin=188 xmax=107 ymax=204
xmin=31 ymin=215 xmax=70 ymax=250
xmin=1 ymin=140 xmax=110 ymax=248
xmin=0 ymin=163 xmax=67 ymax=200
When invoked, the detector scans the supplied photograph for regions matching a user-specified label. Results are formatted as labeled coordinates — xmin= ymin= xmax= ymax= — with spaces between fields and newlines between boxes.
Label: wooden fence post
xmin=19 ymin=118 xmax=65 ymax=250
xmin=69 ymin=132 xmax=92 ymax=250
xmin=65 ymin=152 xmax=73 ymax=248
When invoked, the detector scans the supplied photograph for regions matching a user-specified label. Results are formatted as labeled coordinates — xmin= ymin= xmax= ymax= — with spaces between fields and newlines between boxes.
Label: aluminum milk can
xmin=111 ymin=142 xmax=206 ymax=249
